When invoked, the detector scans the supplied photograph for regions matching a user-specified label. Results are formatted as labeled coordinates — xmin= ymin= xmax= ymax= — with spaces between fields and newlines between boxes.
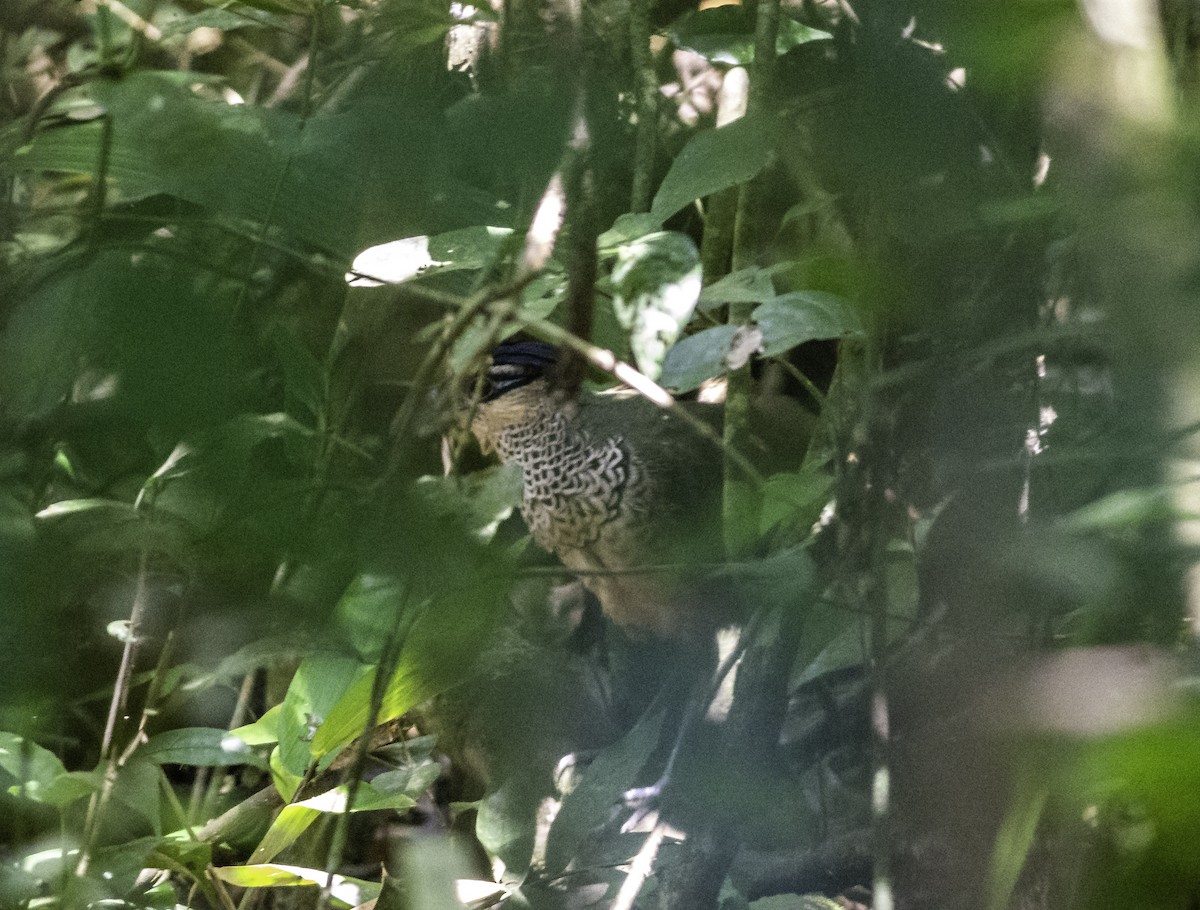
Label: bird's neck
xmin=471 ymin=380 xmax=566 ymax=461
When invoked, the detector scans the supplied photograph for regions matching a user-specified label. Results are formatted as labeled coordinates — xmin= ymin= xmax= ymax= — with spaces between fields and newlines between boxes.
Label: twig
xmin=613 ymin=823 xmax=669 ymax=910
xmin=76 ymin=549 xmax=151 ymax=878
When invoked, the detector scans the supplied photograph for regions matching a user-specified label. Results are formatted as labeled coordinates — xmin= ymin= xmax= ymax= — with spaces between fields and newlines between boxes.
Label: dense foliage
xmin=2 ymin=0 xmax=1200 ymax=908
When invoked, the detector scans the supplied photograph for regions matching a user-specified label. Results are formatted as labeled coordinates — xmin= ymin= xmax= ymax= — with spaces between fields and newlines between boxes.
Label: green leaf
xmin=347 ymin=225 xmax=511 ymax=286
xmin=753 ymin=291 xmax=861 ymax=356
xmin=699 ymin=266 xmax=777 ymax=311
xmin=598 ymin=212 xmax=664 ymax=251
xmin=0 ymin=71 xmax=478 ymax=258
xmin=611 ymin=231 xmax=702 ymax=380
xmin=1062 ymin=486 xmax=1177 ymax=532
xmin=0 ymin=732 xmax=68 ymax=803
xmin=397 ymin=837 xmax=482 ymax=910
xmin=231 ymin=704 xmax=282 ymax=746
xmin=332 ymin=574 xmax=408 ymax=662
xmin=985 ymin=780 xmax=1048 ymax=910
xmin=414 ymin=467 xmax=523 ymax=545
xmin=211 ymin=864 xmax=380 ymax=908
xmin=650 ymin=117 xmax=772 ymax=223
xmin=670 ymin=7 xmax=831 ymax=65
xmin=41 ymin=771 xmax=101 ymax=808
xmin=157 ymin=8 xmax=276 ymax=37
xmin=278 ymin=656 xmax=371 ymax=775
xmin=141 ymin=728 xmax=268 ymax=771
xmin=660 ymin=325 xmax=740 ymax=393
xmin=759 ymin=468 xmax=833 ymax=536
xmin=249 ymin=775 xmax=427 ymax=865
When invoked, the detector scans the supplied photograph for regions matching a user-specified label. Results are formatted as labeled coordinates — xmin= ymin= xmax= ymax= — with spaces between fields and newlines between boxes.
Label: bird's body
xmin=470 ymin=343 xmax=723 ymax=640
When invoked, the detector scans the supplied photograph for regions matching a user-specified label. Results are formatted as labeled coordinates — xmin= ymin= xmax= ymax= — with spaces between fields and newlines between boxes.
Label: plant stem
xmin=629 ymin=0 xmax=657 ymax=214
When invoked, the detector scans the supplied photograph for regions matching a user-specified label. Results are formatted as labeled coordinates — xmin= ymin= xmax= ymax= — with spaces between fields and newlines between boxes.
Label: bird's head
xmin=469 ymin=340 xmax=560 ymax=454
xmin=481 ymin=340 xmax=559 ymax=402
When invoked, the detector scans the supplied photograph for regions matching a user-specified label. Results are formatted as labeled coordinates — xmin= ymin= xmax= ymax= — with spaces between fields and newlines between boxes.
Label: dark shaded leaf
xmin=753 ymin=291 xmax=861 ymax=356
xmin=141 ymin=728 xmax=268 ymax=770
xmin=660 ymin=325 xmax=740 ymax=392
xmin=650 ymin=117 xmax=772 ymax=223
xmin=670 ymin=6 xmax=831 ymax=65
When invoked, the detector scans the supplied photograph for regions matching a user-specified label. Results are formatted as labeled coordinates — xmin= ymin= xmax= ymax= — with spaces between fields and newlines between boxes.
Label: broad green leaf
xmin=759 ymin=468 xmax=834 ymax=536
xmin=611 ymin=231 xmax=702 ymax=380
xmin=332 ymin=574 xmax=408 ymax=662
xmin=140 ymin=728 xmax=268 ymax=771
xmin=347 ymin=226 xmax=511 ymax=286
xmin=0 ymin=732 xmax=68 ymax=803
xmin=270 ymin=746 xmax=303 ymax=803
xmin=1062 ymin=486 xmax=1176 ymax=532
xmin=699 ymin=266 xmax=777 ymax=311
xmin=231 ymin=704 xmax=282 ymax=746
xmin=312 ymin=498 xmax=511 ymax=760
xmin=157 ymin=8 xmax=277 ymax=37
xmin=650 ymin=117 xmax=772 ymax=223
xmin=670 ymin=6 xmax=831 ymax=65
xmin=660 ymin=325 xmax=740 ymax=393
xmin=598 ymin=212 xmax=663 ymax=251
xmin=211 ymin=864 xmax=380 ymax=908
xmin=251 ymin=768 xmax=433 ymax=863
xmin=753 ymin=291 xmax=861 ymax=356
xmin=110 ymin=757 xmax=164 ymax=836
xmin=41 ymin=771 xmax=100 ymax=808
xmin=398 ymin=836 xmax=482 ymax=910
xmin=0 ymin=71 xmax=481 ymax=258
xmin=278 ymin=656 xmax=371 ymax=775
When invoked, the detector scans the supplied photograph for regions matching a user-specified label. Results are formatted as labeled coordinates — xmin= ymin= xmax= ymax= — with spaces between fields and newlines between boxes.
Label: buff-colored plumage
xmin=471 ymin=376 xmax=723 ymax=639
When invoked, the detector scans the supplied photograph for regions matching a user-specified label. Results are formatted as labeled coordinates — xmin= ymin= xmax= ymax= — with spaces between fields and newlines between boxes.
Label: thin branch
xmin=76 ymin=550 xmax=151 ymax=879
xmin=613 ymin=823 xmax=669 ymax=910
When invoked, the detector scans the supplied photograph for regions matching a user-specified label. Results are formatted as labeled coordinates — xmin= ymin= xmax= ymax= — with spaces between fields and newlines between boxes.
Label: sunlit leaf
xmin=611 ymin=231 xmax=702 ymax=380
xmin=278 ymin=656 xmax=371 ymax=775
xmin=211 ymin=864 xmax=380 ymax=908
xmin=347 ymin=226 xmax=511 ymax=286
xmin=231 ymin=704 xmax=283 ymax=746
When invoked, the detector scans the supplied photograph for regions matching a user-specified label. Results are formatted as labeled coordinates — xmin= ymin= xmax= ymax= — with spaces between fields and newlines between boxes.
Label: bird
xmin=468 ymin=340 xmax=726 ymax=644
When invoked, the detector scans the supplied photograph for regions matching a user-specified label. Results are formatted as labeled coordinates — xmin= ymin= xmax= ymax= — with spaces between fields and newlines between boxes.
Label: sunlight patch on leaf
xmin=211 ymin=864 xmax=380 ymax=908
xmin=612 ymin=232 xmax=702 ymax=380
xmin=347 ymin=226 xmax=512 ymax=286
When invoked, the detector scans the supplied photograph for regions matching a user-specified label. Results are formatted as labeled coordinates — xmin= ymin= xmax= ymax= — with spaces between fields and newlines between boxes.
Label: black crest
xmin=483 ymin=340 xmax=559 ymax=401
